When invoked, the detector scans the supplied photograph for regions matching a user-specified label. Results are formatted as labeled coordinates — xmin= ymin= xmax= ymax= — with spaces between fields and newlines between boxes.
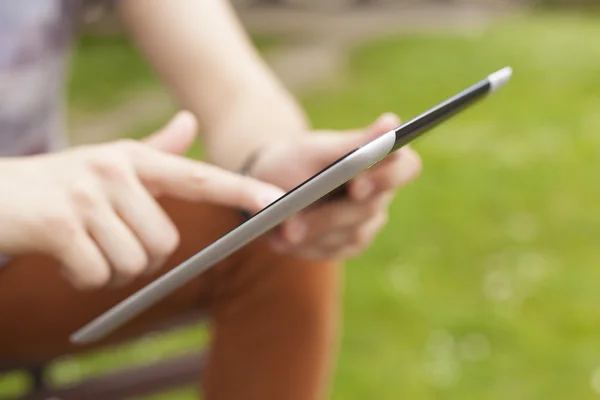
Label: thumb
xmin=363 ymin=112 xmax=402 ymax=142
xmin=311 ymin=112 xmax=401 ymax=165
xmin=143 ymin=111 xmax=198 ymax=155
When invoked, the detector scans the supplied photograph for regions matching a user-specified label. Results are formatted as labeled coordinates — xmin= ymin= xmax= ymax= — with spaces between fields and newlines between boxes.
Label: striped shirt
xmin=0 ymin=1 xmax=79 ymax=266
xmin=0 ymin=0 xmax=79 ymax=157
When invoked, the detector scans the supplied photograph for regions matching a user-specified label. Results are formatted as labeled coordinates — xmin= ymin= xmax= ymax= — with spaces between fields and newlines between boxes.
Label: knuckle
xmin=69 ymin=181 xmax=101 ymax=209
xmin=88 ymin=154 xmax=131 ymax=183
xmin=190 ymin=168 xmax=209 ymax=187
xmin=186 ymin=162 xmax=216 ymax=189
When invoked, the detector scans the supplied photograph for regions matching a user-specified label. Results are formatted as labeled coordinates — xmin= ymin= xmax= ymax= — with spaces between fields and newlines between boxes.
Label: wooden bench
xmin=0 ymin=311 xmax=209 ymax=400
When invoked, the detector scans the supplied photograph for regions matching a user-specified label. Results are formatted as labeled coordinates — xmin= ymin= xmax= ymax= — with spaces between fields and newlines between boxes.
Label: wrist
xmin=201 ymin=87 xmax=308 ymax=172
xmin=238 ymin=147 xmax=263 ymax=177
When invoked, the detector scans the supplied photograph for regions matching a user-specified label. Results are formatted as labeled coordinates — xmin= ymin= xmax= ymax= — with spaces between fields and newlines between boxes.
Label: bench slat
xmin=13 ymin=351 xmax=206 ymax=400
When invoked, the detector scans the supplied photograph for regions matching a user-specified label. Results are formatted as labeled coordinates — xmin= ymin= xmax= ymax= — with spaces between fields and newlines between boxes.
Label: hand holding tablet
xmin=71 ymin=67 xmax=513 ymax=344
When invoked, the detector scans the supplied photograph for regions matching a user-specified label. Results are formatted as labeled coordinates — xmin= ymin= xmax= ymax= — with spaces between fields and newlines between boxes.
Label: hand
xmin=247 ymin=113 xmax=422 ymax=260
xmin=0 ymin=111 xmax=284 ymax=290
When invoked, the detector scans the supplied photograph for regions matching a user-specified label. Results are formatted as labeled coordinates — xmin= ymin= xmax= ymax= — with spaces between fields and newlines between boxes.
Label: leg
xmin=0 ymin=198 xmax=342 ymax=400
xmin=202 ymin=238 xmax=341 ymax=400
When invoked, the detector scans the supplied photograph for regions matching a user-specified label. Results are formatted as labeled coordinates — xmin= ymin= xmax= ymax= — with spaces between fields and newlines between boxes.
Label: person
xmin=0 ymin=1 xmax=422 ymax=399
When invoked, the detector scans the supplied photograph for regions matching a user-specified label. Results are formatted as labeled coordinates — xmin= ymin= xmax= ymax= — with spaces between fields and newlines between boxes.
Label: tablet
xmin=71 ymin=66 xmax=512 ymax=344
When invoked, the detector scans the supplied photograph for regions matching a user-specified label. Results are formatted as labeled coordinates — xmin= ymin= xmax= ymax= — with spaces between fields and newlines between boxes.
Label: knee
xmin=252 ymin=255 xmax=342 ymax=342
xmin=223 ymin=246 xmax=342 ymax=332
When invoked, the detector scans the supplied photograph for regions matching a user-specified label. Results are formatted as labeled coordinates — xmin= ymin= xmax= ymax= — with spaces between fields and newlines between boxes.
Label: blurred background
xmin=3 ymin=0 xmax=600 ymax=398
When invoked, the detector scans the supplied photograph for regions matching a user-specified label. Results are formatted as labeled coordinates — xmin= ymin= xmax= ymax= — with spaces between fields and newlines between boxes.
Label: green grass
xmin=5 ymin=10 xmax=600 ymax=400
xmin=67 ymin=34 xmax=159 ymax=112
xmin=302 ymin=12 xmax=600 ymax=400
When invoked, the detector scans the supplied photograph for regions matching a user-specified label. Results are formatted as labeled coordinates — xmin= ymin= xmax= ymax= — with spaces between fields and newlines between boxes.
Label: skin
xmin=0 ymin=0 xmax=422 ymax=290
xmin=0 ymin=112 xmax=285 ymax=289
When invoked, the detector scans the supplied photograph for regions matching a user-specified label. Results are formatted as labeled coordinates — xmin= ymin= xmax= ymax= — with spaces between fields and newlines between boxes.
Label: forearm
xmin=118 ymin=0 xmax=308 ymax=171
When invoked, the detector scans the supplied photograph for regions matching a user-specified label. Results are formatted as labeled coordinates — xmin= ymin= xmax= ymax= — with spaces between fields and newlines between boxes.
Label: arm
xmin=118 ymin=0 xmax=308 ymax=171
xmin=118 ymin=0 xmax=423 ymax=263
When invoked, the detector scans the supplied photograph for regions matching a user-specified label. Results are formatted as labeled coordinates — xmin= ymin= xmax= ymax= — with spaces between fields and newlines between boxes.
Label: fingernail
xmin=261 ymin=189 xmax=284 ymax=208
xmin=286 ymin=220 xmax=307 ymax=244
xmin=354 ymin=179 xmax=374 ymax=200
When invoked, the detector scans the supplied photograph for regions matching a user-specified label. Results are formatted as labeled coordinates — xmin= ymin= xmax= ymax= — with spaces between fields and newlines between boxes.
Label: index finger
xmin=127 ymin=143 xmax=285 ymax=214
